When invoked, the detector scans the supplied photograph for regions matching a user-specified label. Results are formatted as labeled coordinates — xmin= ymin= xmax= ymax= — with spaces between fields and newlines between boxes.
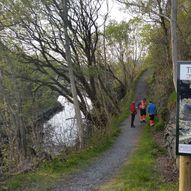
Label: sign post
xmin=177 ymin=61 xmax=191 ymax=191
xmin=179 ymin=156 xmax=191 ymax=191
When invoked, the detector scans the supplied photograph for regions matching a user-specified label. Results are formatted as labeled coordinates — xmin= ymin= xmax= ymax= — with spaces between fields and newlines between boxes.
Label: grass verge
xmin=99 ymin=126 xmax=178 ymax=191
xmin=1 ymin=129 xmax=120 ymax=191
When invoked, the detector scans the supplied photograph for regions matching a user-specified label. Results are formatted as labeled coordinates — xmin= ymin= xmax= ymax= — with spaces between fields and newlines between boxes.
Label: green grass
xmin=159 ymin=184 xmax=178 ymax=191
xmin=3 ymin=135 xmax=116 ymax=191
xmin=99 ymin=127 xmax=178 ymax=191
xmin=152 ymin=117 xmax=165 ymax=131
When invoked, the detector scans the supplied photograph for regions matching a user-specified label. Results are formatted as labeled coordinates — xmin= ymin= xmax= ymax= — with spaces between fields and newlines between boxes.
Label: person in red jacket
xmin=130 ymin=101 xmax=137 ymax=128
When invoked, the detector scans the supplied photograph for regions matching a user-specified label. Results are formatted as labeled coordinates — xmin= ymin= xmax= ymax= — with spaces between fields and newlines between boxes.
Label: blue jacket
xmin=147 ymin=103 xmax=157 ymax=115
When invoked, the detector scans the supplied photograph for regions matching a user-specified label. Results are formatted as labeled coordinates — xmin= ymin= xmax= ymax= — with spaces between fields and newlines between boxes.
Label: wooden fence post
xmin=179 ymin=156 xmax=191 ymax=191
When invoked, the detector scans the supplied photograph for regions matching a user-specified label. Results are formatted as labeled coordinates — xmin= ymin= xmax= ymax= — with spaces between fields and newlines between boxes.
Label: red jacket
xmin=130 ymin=102 xmax=137 ymax=114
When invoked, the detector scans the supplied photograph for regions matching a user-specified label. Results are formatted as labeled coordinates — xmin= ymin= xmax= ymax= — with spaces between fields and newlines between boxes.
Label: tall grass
xmin=3 ymin=131 xmax=119 ymax=191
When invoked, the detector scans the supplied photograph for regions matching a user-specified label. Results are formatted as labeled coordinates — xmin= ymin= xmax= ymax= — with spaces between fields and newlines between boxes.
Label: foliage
xmin=105 ymin=18 xmax=147 ymax=97
xmin=167 ymin=91 xmax=176 ymax=111
xmin=177 ymin=0 xmax=191 ymax=59
xmin=153 ymin=117 xmax=165 ymax=131
xmin=0 ymin=44 xmax=58 ymax=174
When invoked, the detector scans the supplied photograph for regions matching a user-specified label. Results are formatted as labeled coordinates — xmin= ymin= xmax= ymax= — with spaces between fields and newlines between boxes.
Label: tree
xmin=0 ymin=0 xmax=123 ymax=135
xmin=0 ymin=39 xmax=59 ymax=172
xmin=171 ymin=0 xmax=177 ymax=90
xmin=63 ymin=0 xmax=84 ymax=149
xmin=117 ymin=0 xmax=172 ymax=65
xmin=105 ymin=19 xmax=146 ymax=93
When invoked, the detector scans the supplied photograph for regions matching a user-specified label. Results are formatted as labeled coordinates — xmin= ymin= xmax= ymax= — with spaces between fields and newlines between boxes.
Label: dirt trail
xmin=51 ymin=70 xmax=149 ymax=191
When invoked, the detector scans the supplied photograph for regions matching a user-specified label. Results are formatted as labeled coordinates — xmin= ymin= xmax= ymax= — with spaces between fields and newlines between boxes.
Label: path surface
xmin=51 ymin=70 xmax=149 ymax=191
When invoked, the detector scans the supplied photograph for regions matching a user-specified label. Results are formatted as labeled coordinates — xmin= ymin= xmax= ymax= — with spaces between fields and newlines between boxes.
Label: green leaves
xmin=106 ymin=21 xmax=130 ymax=43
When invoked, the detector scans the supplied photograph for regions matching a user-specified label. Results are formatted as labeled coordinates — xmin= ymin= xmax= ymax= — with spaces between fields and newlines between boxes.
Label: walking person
xmin=138 ymin=98 xmax=147 ymax=123
xmin=130 ymin=101 xmax=137 ymax=128
xmin=147 ymin=101 xmax=157 ymax=126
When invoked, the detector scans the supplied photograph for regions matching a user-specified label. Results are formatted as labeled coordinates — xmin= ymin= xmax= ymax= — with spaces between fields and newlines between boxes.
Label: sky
xmin=100 ymin=0 xmax=132 ymax=24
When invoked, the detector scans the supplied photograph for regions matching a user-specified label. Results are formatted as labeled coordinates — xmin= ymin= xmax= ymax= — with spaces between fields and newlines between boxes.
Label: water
xmin=43 ymin=95 xmax=91 ymax=148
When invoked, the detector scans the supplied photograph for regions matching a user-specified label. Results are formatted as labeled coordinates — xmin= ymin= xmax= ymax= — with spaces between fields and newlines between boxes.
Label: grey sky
xmin=100 ymin=0 xmax=131 ymax=23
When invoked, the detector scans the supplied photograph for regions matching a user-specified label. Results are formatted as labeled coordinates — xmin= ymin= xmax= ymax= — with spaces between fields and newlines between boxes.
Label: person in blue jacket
xmin=147 ymin=101 xmax=157 ymax=126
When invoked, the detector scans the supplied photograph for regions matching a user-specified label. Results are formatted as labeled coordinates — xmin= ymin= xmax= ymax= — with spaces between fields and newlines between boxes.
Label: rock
xmin=0 ymin=166 xmax=3 ymax=177
xmin=0 ymin=186 xmax=8 ymax=191
xmin=38 ymin=151 xmax=52 ymax=162
xmin=164 ymin=110 xmax=176 ymax=161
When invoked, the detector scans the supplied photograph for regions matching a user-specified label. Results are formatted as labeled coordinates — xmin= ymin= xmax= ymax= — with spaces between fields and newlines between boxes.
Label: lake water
xmin=43 ymin=95 xmax=91 ymax=148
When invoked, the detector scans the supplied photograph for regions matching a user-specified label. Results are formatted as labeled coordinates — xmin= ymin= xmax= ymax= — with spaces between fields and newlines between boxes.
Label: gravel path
xmin=51 ymin=70 xmax=149 ymax=191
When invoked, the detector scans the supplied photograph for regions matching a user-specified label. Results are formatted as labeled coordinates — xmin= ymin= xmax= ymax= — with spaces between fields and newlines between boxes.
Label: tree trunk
xmin=171 ymin=0 xmax=177 ymax=90
xmin=63 ymin=0 xmax=84 ymax=149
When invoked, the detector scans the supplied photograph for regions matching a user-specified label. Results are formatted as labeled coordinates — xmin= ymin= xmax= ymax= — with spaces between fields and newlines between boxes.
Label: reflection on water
xmin=43 ymin=96 xmax=77 ymax=146
xmin=43 ymin=95 xmax=91 ymax=148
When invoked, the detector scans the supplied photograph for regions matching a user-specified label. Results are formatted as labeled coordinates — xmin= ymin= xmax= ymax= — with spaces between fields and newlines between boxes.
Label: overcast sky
xmin=100 ymin=0 xmax=131 ymax=23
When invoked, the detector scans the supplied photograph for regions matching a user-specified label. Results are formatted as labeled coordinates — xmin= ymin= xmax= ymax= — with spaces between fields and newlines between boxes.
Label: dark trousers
xmin=131 ymin=114 xmax=135 ymax=127
xmin=149 ymin=114 xmax=155 ymax=120
xmin=140 ymin=109 xmax=146 ymax=116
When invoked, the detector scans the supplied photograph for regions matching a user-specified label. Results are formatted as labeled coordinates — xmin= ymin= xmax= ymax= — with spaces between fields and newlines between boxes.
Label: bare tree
xmin=0 ymin=0 xmax=121 ymax=131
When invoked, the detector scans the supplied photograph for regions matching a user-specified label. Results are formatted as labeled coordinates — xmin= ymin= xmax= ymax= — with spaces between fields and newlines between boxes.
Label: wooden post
xmin=179 ymin=156 xmax=191 ymax=191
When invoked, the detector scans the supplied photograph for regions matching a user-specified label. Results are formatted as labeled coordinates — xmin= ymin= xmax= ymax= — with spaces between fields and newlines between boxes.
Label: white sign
xmin=177 ymin=61 xmax=191 ymax=156
xmin=179 ymin=144 xmax=191 ymax=154
xmin=180 ymin=64 xmax=191 ymax=80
